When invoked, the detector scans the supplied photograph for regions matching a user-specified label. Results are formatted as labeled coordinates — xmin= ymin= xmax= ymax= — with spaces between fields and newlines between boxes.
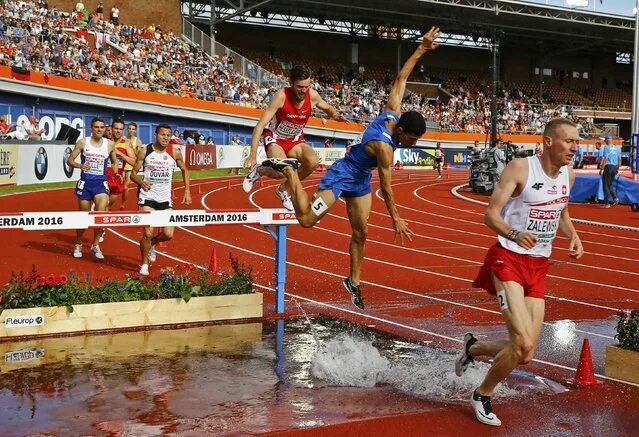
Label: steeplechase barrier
xmin=0 ymin=209 xmax=298 ymax=313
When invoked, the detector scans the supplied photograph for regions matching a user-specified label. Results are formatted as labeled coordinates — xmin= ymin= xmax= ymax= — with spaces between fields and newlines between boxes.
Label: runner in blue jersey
xmin=67 ymin=117 xmax=120 ymax=260
xmin=262 ymin=27 xmax=441 ymax=309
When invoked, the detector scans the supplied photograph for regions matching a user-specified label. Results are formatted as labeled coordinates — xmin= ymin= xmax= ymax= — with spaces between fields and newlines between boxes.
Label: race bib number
xmin=77 ymin=179 xmax=85 ymax=190
xmin=85 ymin=155 xmax=105 ymax=175
xmin=274 ymin=120 xmax=303 ymax=139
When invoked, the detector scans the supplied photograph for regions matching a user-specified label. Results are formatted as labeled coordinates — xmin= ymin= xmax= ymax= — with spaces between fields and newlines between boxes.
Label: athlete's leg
xmin=75 ymin=199 xmax=93 ymax=244
xmin=257 ymin=143 xmax=288 ymax=180
xmin=91 ymin=194 xmax=109 ymax=246
xmin=476 ymin=277 xmax=545 ymax=396
xmin=153 ymin=225 xmax=174 ymax=245
xmin=282 ymin=166 xmax=335 ymax=227
xmin=140 ymin=206 xmax=156 ymax=265
xmin=345 ymin=193 xmax=372 ymax=285
xmin=285 ymin=142 xmax=319 ymax=181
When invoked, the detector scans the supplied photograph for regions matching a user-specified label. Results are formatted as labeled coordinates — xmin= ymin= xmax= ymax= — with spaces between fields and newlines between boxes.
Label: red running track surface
xmin=1 ymin=169 xmax=638 ymax=435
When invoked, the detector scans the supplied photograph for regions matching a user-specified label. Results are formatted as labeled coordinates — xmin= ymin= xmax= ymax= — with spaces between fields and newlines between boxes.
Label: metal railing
xmin=181 ymin=18 xmax=287 ymax=90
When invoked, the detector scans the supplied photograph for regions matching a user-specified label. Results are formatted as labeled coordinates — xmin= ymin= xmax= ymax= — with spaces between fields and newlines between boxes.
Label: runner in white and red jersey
xmin=455 ymin=118 xmax=584 ymax=427
xmin=243 ymin=65 xmax=348 ymax=210
xmin=130 ymin=124 xmax=191 ymax=276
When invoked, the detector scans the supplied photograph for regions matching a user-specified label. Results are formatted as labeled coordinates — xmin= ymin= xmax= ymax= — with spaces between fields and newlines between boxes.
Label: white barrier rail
xmin=0 ymin=209 xmax=298 ymax=231
xmin=1 ymin=208 xmax=297 ymax=314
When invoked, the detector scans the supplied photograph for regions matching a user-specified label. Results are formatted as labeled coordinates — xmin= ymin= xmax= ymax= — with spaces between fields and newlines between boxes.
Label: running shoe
xmin=98 ymin=229 xmax=106 ymax=243
xmin=470 ymin=389 xmax=501 ymax=426
xmin=139 ymin=264 xmax=149 ymax=276
xmin=148 ymin=245 xmax=157 ymax=263
xmin=73 ymin=244 xmax=82 ymax=258
xmin=275 ymin=186 xmax=294 ymax=211
xmin=260 ymin=158 xmax=301 ymax=173
xmin=612 ymin=198 xmax=619 ymax=206
xmin=343 ymin=277 xmax=365 ymax=310
xmin=455 ymin=332 xmax=478 ymax=376
xmin=91 ymin=245 xmax=105 ymax=260
xmin=243 ymin=165 xmax=262 ymax=193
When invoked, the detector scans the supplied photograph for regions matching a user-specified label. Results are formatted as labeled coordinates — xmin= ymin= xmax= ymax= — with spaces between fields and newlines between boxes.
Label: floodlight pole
xmin=633 ymin=1 xmax=639 ymax=178
xmin=490 ymin=28 xmax=499 ymax=148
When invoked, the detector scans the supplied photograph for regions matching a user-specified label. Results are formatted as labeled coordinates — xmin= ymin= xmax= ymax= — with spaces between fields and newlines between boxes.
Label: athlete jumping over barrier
xmin=261 ymin=27 xmax=441 ymax=310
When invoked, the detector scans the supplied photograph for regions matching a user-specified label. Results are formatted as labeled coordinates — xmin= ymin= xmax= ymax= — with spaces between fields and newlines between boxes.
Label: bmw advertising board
xmin=17 ymin=143 xmax=81 ymax=185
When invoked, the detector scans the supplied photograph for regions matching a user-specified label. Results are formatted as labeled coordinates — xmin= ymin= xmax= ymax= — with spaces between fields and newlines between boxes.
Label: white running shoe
xmin=98 ymin=230 xmax=106 ymax=243
xmin=242 ymin=166 xmax=261 ymax=193
xmin=139 ymin=264 xmax=149 ymax=276
xmin=275 ymin=186 xmax=294 ymax=211
xmin=148 ymin=245 xmax=157 ymax=263
xmin=73 ymin=244 xmax=82 ymax=258
xmin=455 ymin=332 xmax=478 ymax=376
xmin=91 ymin=245 xmax=105 ymax=260
xmin=470 ymin=389 xmax=501 ymax=426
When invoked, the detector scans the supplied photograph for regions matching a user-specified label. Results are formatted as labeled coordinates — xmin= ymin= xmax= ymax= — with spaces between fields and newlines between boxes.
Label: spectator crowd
xmin=0 ymin=0 xmax=595 ymax=135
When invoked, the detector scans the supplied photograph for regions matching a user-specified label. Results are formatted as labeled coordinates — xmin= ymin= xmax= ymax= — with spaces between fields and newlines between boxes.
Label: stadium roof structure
xmin=183 ymin=0 xmax=635 ymax=54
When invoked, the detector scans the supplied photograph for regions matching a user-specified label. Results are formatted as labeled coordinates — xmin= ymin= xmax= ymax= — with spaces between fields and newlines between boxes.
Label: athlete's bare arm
xmin=485 ymin=158 xmax=537 ymax=250
xmin=67 ymin=138 xmax=89 ymax=171
xmin=246 ymin=89 xmax=287 ymax=168
xmin=173 ymin=149 xmax=192 ymax=205
xmin=130 ymin=148 xmax=150 ymax=191
xmin=118 ymin=141 xmax=137 ymax=166
xmin=107 ymin=141 xmax=123 ymax=181
xmin=385 ymin=26 xmax=440 ymax=114
xmin=370 ymin=140 xmax=414 ymax=244
xmin=559 ymin=167 xmax=584 ymax=258
xmin=310 ymin=89 xmax=349 ymax=123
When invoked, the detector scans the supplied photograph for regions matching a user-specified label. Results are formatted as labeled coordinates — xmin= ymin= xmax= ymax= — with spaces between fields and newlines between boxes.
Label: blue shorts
xmin=318 ymin=160 xmax=372 ymax=198
xmin=75 ymin=178 xmax=109 ymax=201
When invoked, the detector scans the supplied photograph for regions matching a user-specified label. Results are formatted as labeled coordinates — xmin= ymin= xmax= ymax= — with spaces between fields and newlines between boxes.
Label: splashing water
xmin=312 ymin=334 xmax=390 ymax=388
xmin=291 ymin=298 xmax=323 ymax=351
xmin=312 ymin=332 xmax=562 ymax=400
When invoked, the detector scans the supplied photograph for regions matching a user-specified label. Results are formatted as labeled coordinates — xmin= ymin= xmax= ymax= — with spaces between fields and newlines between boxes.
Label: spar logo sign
xmin=272 ymin=212 xmax=296 ymax=221
xmin=5 ymin=315 xmax=45 ymax=328
xmin=94 ymin=215 xmax=141 ymax=225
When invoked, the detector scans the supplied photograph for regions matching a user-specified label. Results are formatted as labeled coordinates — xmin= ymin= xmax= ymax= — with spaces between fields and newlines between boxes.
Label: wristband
xmin=506 ymin=229 xmax=520 ymax=241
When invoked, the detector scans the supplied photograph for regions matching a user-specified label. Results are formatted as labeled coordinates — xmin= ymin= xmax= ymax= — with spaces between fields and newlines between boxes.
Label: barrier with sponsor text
xmin=17 ymin=142 xmax=80 ymax=185
xmin=185 ymin=144 xmax=216 ymax=170
xmin=0 ymin=144 xmax=19 ymax=186
xmin=0 ymin=209 xmax=298 ymax=231
xmin=215 ymin=145 xmax=267 ymax=169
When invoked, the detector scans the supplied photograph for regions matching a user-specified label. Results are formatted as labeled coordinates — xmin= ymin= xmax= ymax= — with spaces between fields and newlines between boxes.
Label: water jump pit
xmin=0 ymin=315 xmax=568 ymax=436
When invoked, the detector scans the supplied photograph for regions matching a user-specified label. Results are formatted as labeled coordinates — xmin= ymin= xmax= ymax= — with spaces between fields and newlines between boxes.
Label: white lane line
xmin=110 ymin=226 xmax=639 ymax=388
xmin=450 ymin=183 xmax=639 ymax=233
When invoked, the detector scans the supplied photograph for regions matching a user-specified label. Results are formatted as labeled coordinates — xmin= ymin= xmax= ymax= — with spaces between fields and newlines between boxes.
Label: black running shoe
xmin=455 ymin=332 xmax=478 ymax=376
xmin=470 ymin=389 xmax=501 ymax=426
xmin=260 ymin=158 xmax=301 ymax=173
xmin=343 ymin=277 xmax=365 ymax=310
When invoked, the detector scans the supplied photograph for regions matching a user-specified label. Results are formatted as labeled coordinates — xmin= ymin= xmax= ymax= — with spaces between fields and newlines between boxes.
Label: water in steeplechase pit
xmin=0 ymin=316 xmax=566 ymax=435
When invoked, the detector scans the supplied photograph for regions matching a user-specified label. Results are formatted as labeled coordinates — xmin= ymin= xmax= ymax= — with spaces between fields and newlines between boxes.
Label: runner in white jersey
xmin=454 ymin=118 xmax=584 ymax=427
xmin=130 ymin=124 xmax=191 ymax=276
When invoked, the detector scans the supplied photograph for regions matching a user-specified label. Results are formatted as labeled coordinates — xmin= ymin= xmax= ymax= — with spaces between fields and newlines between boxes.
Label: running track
xmin=2 ymin=169 xmax=638 ymax=434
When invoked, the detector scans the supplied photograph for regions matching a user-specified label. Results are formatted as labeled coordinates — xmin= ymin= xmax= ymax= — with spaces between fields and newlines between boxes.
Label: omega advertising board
xmin=0 ymin=143 xmax=19 ymax=186
xmin=17 ymin=142 xmax=81 ymax=185
xmin=184 ymin=144 xmax=216 ymax=170
xmin=215 ymin=145 xmax=267 ymax=169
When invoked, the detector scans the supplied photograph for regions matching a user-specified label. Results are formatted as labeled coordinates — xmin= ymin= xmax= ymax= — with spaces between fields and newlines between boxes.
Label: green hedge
xmin=0 ymin=255 xmax=253 ymax=314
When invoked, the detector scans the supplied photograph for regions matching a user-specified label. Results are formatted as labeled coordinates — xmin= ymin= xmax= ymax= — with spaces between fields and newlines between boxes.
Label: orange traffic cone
xmin=568 ymin=339 xmax=602 ymax=387
xmin=208 ymin=247 xmax=218 ymax=272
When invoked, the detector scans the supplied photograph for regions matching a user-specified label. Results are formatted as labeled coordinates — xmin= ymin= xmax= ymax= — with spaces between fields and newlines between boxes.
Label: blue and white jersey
xmin=341 ymin=111 xmax=400 ymax=177
xmin=80 ymin=137 xmax=110 ymax=181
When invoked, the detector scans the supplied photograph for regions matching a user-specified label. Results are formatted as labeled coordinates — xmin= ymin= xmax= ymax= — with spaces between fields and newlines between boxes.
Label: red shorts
xmin=106 ymin=168 xmax=125 ymax=195
xmin=262 ymin=130 xmax=306 ymax=155
xmin=472 ymin=243 xmax=549 ymax=299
